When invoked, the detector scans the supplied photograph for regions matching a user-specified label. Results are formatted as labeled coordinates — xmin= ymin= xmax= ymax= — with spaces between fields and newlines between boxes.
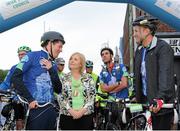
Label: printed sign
xmin=0 ymin=0 xmax=52 ymax=20
xmin=155 ymin=0 xmax=180 ymax=19
xmin=163 ymin=38 xmax=180 ymax=56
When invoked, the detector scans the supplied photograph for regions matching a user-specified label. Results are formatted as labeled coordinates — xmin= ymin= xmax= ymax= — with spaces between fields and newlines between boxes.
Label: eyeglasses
xmin=18 ymin=53 xmax=26 ymax=57
xmin=58 ymin=64 xmax=64 ymax=66
xmin=86 ymin=66 xmax=93 ymax=68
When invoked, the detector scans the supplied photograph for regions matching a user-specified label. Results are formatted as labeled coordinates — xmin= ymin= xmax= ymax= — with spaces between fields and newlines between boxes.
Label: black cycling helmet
xmin=40 ymin=31 xmax=65 ymax=47
xmin=86 ymin=60 xmax=93 ymax=68
xmin=100 ymin=47 xmax=114 ymax=56
xmin=132 ymin=15 xmax=158 ymax=35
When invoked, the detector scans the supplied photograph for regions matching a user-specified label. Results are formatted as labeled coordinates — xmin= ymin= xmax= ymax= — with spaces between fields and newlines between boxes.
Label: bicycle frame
xmin=0 ymin=89 xmax=28 ymax=130
xmin=1 ymin=90 xmax=60 ymax=130
xmin=124 ymin=103 xmax=175 ymax=130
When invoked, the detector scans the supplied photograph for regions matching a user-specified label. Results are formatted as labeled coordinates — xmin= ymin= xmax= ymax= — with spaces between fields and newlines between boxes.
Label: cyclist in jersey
xmin=55 ymin=57 xmax=65 ymax=78
xmin=85 ymin=60 xmax=99 ymax=90
xmin=0 ymin=45 xmax=31 ymax=130
xmin=0 ymin=46 xmax=31 ymax=90
xmin=10 ymin=31 xmax=64 ymax=130
xmin=54 ymin=57 xmax=65 ymax=107
xmin=99 ymin=46 xmax=128 ymax=126
xmin=99 ymin=47 xmax=128 ymax=100
xmin=85 ymin=60 xmax=107 ymax=106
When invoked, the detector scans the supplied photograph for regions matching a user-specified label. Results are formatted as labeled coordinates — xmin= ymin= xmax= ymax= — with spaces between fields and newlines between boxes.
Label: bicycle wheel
xmin=2 ymin=121 xmax=16 ymax=130
xmin=126 ymin=114 xmax=147 ymax=130
xmin=105 ymin=122 xmax=119 ymax=130
xmin=96 ymin=117 xmax=106 ymax=130
xmin=2 ymin=110 xmax=16 ymax=130
xmin=98 ymin=122 xmax=106 ymax=130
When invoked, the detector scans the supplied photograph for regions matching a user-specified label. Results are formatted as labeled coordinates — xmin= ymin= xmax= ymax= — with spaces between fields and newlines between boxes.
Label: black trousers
xmin=152 ymin=111 xmax=174 ymax=130
xmin=26 ymin=104 xmax=57 ymax=130
xmin=13 ymin=103 xmax=24 ymax=120
xmin=60 ymin=114 xmax=94 ymax=130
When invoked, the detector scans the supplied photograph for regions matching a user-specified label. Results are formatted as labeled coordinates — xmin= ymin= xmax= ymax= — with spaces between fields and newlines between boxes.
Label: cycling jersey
xmin=91 ymin=73 xmax=98 ymax=82
xmin=0 ymin=65 xmax=16 ymax=90
xmin=58 ymin=72 xmax=65 ymax=78
xmin=11 ymin=50 xmax=62 ymax=103
xmin=90 ymin=72 xmax=99 ymax=90
xmin=99 ymin=63 xmax=128 ymax=99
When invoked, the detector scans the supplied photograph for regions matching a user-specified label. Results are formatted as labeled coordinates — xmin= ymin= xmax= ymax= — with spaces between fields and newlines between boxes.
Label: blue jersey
xmin=0 ymin=65 xmax=16 ymax=90
xmin=15 ymin=50 xmax=57 ymax=103
xmin=99 ymin=63 xmax=128 ymax=99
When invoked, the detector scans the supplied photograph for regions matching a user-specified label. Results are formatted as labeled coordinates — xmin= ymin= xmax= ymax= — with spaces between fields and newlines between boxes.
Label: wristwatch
xmin=117 ymin=81 xmax=121 ymax=85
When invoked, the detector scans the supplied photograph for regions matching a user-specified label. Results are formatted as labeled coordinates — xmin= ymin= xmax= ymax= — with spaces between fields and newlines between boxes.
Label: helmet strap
xmin=49 ymin=42 xmax=55 ymax=61
xmin=140 ymin=29 xmax=152 ymax=45
xmin=44 ymin=41 xmax=55 ymax=61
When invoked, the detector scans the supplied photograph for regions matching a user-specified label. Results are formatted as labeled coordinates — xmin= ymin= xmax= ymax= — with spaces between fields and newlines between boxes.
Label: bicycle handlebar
xmin=0 ymin=89 xmax=53 ymax=107
xmin=0 ymin=89 xmax=29 ymax=104
xmin=98 ymin=98 xmax=174 ymax=109
xmin=0 ymin=89 xmax=16 ymax=96
xmin=161 ymin=103 xmax=174 ymax=108
xmin=16 ymin=94 xmax=28 ymax=104
xmin=36 ymin=102 xmax=54 ymax=108
xmin=125 ymin=103 xmax=174 ymax=109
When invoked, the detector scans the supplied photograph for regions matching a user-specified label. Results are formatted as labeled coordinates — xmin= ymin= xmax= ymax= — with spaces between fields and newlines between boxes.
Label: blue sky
xmin=0 ymin=1 xmax=127 ymax=74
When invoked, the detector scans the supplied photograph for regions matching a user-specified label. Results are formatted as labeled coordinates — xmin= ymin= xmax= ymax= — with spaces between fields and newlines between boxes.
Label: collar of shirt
xmin=142 ymin=42 xmax=151 ymax=49
xmin=41 ymin=49 xmax=52 ymax=61
xmin=138 ymin=36 xmax=158 ymax=51
xmin=107 ymin=62 xmax=114 ymax=72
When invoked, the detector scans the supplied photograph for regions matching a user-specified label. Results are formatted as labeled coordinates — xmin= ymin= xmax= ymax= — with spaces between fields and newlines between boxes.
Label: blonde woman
xmin=59 ymin=52 xmax=95 ymax=130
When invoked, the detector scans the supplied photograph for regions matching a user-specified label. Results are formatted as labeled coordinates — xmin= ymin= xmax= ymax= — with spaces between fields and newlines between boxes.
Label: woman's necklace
xmin=73 ymin=89 xmax=79 ymax=97
xmin=72 ymin=77 xmax=82 ymax=97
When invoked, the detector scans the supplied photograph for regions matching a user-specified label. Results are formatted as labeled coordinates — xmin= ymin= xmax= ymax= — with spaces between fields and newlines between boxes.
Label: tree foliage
xmin=0 ymin=69 xmax=9 ymax=83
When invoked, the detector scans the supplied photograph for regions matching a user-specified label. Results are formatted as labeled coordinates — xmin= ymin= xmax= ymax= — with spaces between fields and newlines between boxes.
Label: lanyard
xmin=141 ymin=47 xmax=147 ymax=96
xmin=142 ymin=48 xmax=147 ymax=62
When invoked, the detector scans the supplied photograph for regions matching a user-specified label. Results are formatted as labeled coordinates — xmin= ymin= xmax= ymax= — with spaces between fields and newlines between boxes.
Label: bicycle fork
xmin=23 ymin=108 xmax=30 ymax=130
xmin=56 ymin=111 xmax=60 ymax=131
xmin=145 ymin=111 xmax=152 ymax=131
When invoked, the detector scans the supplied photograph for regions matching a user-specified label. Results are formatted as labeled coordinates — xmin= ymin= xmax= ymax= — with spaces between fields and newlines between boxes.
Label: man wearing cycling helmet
xmin=133 ymin=15 xmax=175 ymax=130
xmin=85 ymin=60 xmax=99 ymax=90
xmin=10 ymin=31 xmax=64 ymax=130
xmin=85 ymin=60 xmax=107 ymax=104
xmin=54 ymin=57 xmax=65 ymax=105
xmin=85 ymin=60 xmax=104 ymax=105
xmin=0 ymin=46 xmax=31 ymax=130
xmin=0 ymin=46 xmax=31 ymax=90
xmin=55 ymin=57 xmax=65 ymax=78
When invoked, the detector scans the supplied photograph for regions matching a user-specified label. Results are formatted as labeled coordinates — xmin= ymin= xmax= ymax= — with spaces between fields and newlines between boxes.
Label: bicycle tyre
xmin=105 ymin=122 xmax=119 ymax=130
xmin=2 ymin=121 xmax=16 ymax=130
xmin=126 ymin=114 xmax=147 ymax=130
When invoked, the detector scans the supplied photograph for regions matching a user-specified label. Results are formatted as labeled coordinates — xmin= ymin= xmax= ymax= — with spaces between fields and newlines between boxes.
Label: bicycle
xmin=124 ymin=103 xmax=175 ymax=130
xmin=0 ymin=89 xmax=58 ymax=130
xmin=104 ymin=99 xmax=123 ymax=130
xmin=94 ymin=92 xmax=108 ymax=130
xmin=0 ymin=89 xmax=28 ymax=130
xmin=95 ymin=98 xmax=124 ymax=130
